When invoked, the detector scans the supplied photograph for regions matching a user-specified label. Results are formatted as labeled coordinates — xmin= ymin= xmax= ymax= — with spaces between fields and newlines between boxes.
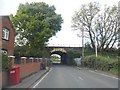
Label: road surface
xmin=32 ymin=65 xmax=118 ymax=88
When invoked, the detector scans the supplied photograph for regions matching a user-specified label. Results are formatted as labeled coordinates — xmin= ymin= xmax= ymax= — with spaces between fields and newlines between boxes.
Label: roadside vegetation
xmin=2 ymin=54 xmax=12 ymax=71
xmin=82 ymin=44 xmax=119 ymax=75
xmin=11 ymin=2 xmax=63 ymax=61
xmin=82 ymin=54 xmax=118 ymax=74
xmin=50 ymin=55 xmax=61 ymax=63
xmin=72 ymin=2 xmax=119 ymax=75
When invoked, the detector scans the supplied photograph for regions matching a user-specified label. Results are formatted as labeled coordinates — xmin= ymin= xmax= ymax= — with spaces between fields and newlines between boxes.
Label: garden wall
xmin=1 ymin=56 xmax=45 ymax=87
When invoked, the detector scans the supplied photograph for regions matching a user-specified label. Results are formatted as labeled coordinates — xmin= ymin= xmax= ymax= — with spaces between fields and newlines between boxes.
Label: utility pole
xmin=95 ymin=30 xmax=97 ymax=57
xmin=92 ymin=16 xmax=98 ymax=57
xmin=82 ymin=28 xmax=84 ymax=60
xmin=95 ymin=22 xmax=98 ymax=57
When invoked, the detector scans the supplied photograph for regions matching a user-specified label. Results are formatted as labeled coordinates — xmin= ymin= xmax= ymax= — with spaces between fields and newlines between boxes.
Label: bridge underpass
xmin=50 ymin=51 xmax=67 ymax=65
xmin=46 ymin=46 xmax=82 ymax=65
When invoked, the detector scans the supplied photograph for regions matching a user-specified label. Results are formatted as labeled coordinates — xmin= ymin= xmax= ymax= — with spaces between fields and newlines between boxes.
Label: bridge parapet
xmin=46 ymin=46 xmax=82 ymax=54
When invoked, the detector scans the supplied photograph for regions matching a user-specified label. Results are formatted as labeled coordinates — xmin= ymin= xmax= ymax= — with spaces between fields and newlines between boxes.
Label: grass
xmin=109 ymin=68 xmax=118 ymax=75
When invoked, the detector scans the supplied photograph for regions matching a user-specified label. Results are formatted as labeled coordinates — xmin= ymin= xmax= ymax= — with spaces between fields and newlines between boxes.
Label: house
xmin=1 ymin=16 xmax=15 ymax=56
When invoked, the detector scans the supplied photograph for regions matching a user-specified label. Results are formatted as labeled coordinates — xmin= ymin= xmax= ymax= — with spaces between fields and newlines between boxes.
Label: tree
xmin=72 ymin=2 xmax=118 ymax=52
xmin=72 ymin=2 xmax=100 ymax=50
xmin=11 ymin=2 xmax=63 ymax=56
xmin=92 ymin=5 xmax=118 ymax=51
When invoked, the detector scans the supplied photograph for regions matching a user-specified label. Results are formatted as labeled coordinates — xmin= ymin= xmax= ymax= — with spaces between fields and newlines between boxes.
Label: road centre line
xmin=89 ymin=70 xmax=118 ymax=80
xmin=33 ymin=68 xmax=52 ymax=88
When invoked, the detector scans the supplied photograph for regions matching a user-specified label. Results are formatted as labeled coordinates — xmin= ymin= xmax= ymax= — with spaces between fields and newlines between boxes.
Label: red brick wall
xmin=19 ymin=59 xmax=41 ymax=79
xmin=2 ymin=16 xmax=15 ymax=56
xmin=1 ymin=57 xmax=42 ymax=87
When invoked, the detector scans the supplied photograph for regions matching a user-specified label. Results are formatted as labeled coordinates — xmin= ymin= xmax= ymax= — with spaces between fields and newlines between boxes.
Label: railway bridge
xmin=46 ymin=46 xmax=82 ymax=64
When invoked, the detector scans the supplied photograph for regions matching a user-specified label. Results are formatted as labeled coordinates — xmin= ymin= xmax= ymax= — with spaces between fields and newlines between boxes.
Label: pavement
xmin=5 ymin=67 xmax=50 ymax=88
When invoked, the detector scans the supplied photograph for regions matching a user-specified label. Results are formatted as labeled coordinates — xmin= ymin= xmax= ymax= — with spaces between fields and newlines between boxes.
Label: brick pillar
xmin=8 ymin=56 xmax=15 ymax=66
xmin=29 ymin=57 xmax=33 ymax=63
xmin=33 ymin=58 xmax=36 ymax=62
xmin=21 ymin=57 xmax=27 ymax=64
xmin=35 ymin=58 xmax=39 ymax=62
xmin=38 ymin=58 xmax=41 ymax=62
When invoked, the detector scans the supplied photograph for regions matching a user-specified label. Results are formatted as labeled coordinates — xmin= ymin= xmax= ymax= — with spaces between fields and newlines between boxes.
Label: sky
xmin=0 ymin=0 xmax=119 ymax=47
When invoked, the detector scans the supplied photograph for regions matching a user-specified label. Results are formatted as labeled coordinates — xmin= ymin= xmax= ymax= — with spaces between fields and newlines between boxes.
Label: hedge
xmin=82 ymin=55 xmax=118 ymax=73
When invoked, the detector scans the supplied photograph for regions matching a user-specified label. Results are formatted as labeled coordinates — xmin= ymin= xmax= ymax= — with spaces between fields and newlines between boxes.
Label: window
xmin=2 ymin=28 xmax=9 ymax=40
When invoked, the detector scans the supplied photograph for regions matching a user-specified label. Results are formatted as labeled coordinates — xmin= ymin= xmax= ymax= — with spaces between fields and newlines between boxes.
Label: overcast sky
xmin=0 ymin=0 xmax=119 ymax=47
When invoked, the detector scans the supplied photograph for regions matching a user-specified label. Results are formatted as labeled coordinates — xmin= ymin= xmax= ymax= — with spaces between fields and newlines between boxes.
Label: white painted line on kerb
xmin=89 ymin=70 xmax=118 ymax=80
xmin=78 ymin=76 xmax=84 ymax=80
xmin=33 ymin=68 xmax=52 ymax=88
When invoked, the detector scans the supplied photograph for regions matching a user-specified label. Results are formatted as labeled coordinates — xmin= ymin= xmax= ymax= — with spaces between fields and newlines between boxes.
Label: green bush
xmin=110 ymin=68 xmax=118 ymax=74
xmin=82 ymin=55 xmax=118 ymax=74
xmin=2 ymin=54 xmax=12 ymax=71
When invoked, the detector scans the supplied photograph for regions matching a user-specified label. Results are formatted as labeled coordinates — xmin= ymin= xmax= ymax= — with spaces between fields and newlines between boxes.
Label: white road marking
xmin=89 ymin=70 xmax=118 ymax=80
xmin=78 ymin=76 xmax=84 ymax=80
xmin=100 ymin=73 xmax=118 ymax=80
xmin=33 ymin=68 xmax=52 ymax=88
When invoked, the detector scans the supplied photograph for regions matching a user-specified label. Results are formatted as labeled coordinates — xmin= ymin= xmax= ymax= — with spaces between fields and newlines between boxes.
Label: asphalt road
xmin=32 ymin=65 xmax=118 ymax=88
